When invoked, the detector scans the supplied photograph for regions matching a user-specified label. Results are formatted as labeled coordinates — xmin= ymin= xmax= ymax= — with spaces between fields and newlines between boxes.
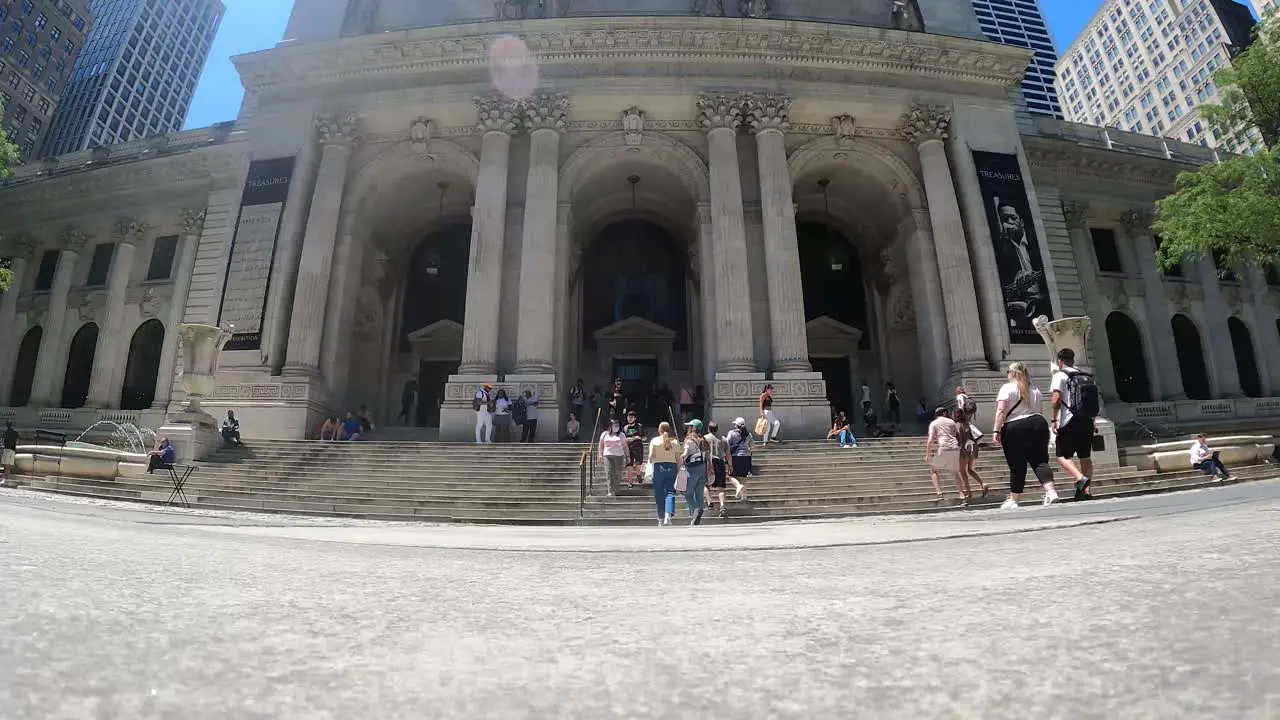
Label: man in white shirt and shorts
xmin=1050 ymin=348 xmax=1096 ymax=501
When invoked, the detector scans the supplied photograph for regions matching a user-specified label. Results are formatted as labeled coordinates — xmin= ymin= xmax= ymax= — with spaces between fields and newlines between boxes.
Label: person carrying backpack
xmin=1050 ymin=348 xmax=1101 ymax=501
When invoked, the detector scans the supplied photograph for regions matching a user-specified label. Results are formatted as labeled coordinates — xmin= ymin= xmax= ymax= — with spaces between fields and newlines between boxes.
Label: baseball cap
xmin=733 ymin=417 xmax=746 ymax=426
xmin=689 ymin=419 xmax=705 ymax=432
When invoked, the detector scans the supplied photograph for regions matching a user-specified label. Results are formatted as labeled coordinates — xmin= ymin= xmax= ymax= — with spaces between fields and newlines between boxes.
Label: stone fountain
xmin=1031 ymin=315 xmax=1119 ymax=465
xmin=158 ymin=323 xmax=234 ymax=461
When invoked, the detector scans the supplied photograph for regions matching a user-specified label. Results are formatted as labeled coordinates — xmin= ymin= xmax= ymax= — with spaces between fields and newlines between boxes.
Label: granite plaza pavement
xmin=1 ymin=481 xmax=1278 ymax=719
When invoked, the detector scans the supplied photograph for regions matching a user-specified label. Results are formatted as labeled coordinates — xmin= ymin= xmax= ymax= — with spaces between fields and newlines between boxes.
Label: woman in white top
xmin=647 ymin=421 xmax=683 ymax=525
xmin=991 ymin=362 xmax=1058 ymax=509
xmin=493 ymin=389 xmax=513 ymax=443
xmin=598 ymin=419 xmax=627 ymax=494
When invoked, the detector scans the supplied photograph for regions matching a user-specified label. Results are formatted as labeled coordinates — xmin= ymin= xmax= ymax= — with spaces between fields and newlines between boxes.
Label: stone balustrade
xmin=1109 ymin=397 xmax=1280 ymax=425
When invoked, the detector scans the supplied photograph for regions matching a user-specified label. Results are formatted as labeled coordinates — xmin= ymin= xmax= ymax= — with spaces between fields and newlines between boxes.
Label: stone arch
xmin=559 ymin=131 xmax=710 ymax=206
xmin=61 ymin=323 xmax=99 ymax=409
xmin=1171 ymin=313 xmax=1211 ymax=400
xmin=120 ymin=319 xmax=166 ymax=410
xmin=1104 ymin=311 xmax=1152 ymax=403
xmin=788 ymin=135 xmax=927 ymax=213
xmin=1227 ymin=316 xmax=1262 ymax=398
xmin=9 ymin=326 xmax=42 ymax=407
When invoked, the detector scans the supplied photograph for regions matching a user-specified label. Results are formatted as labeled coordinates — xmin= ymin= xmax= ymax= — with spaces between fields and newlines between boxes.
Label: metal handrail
xmin=585 ymin=407 xmax=603 ymax=496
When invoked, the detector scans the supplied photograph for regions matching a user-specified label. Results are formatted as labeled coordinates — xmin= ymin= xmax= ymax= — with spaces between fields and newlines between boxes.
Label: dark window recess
xmin=1153 ymin=235 xmax=1183 ymax=277
xmin=33 ymin=249 xmax=59 ymax=290
xmin=1211 ymin=248 xmax=1237 ymax=282
xmin=1266 ymin=265 xmax=1280 ymax=286
xmin=146 ymin=235 xmax=178 ymax=280
xmin=1090 ymin=228 xmax=1124 ymax=273
xmin=85 ymin=243 xmax=116 ymax=286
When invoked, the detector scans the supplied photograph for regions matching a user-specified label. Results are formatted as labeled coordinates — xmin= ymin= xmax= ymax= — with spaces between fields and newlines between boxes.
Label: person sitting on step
xmin=319 ymin=415 xmax=340 ymax=442
xmin=339 ymin=411 xmax=364 ymax=442
xmin=147 ymin=438 xmax=176 ymax=473
xmin=827 ymin=412 xmax=856 ymax=448
xmin=221 ymin=410 xmax=242 ymax=446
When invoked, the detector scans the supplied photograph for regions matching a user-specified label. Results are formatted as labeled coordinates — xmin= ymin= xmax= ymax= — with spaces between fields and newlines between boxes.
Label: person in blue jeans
xmin=682 ymin=420 xmax=710 ymax=525
xmin=647 ymin=421 xmax=682 ymax=525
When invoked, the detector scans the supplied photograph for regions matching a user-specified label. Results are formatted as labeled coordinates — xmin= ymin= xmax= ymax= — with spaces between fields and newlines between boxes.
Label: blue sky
xmin=183 ymin=1 xmax=1102 ymax=130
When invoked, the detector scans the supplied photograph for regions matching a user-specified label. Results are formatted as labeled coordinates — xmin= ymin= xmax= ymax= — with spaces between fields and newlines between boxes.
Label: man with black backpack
xmin=1050 ymin=348 xmax=1101 ymax=501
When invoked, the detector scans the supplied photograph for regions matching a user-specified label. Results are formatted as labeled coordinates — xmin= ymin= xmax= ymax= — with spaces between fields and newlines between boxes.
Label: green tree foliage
xmin=1154 ymin=14 xmax=1280 ymax=273
xmin=0 ymin=119 xmax=17 ymax=293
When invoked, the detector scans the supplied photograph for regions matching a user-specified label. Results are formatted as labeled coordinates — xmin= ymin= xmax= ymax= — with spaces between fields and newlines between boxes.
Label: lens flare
xmin=488 ymin=34 xmax=538 ymax=101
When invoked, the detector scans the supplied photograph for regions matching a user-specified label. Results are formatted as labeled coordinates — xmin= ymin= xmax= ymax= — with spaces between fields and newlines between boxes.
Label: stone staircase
xmin=16 ymin=436 xmax=1279 ymax=525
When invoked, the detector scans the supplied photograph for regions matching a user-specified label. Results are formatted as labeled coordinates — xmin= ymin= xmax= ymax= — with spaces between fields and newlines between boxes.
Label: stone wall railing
xmin=1109 ymin=397 xmax=1280 ymax=425
xmin=1 ymin=407 xmax=165 ymax=434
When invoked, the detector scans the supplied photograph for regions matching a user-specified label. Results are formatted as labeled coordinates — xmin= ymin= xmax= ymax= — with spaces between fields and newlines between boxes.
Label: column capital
xmin=900 ymin=104 xmax=952 ymax=145
xmin=521 ymin=92 xmax=570 ymax=133
xmin=179 ymin=207 xmax=208 ymax=237
xmin=830 ymin=114 xmax=857 ymax=148
xmin=697 ymin=94 xmax=744 ymax=132
xmin=2 ymin=232 xmax=40 ymax=258
xmin=474 ymin=96 xmax=522 ymax=135
xmin=1061 ymin=200 xmax=1090 ymax=231
xmin=316 ymin=113 xmax=360 ymax=146
xmin=112 ymin=217 xmax=152 ymax=246
xmin=1120 ymin=208 xmax=1154 ymax=236
xmin=743 ymin=94 xmax=792 ymax=134
xmin=58 ymin=225 xmax=92 ymax=254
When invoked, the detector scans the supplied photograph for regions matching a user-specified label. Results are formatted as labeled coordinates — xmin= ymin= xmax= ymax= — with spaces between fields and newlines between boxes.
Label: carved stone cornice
xmin=112 ymin=217 xmax=152 ymax=245
xmin=1061 ymin=201 xmax=1090 ymax=231
xmin=474 ymin=96 xmax=522 ymax=135
xmin=830 ymin=115 xmax=856 ymax=148
xmin=58 ymin=226 xmax=92 ymax=254
xmin=521 ymin=92 xmax=570 ymax=133
xmin=316 ymin=114 xmax=360 ymax=146
xmin=1119 ymin=209 xmax=1154 ymax=237
xmin=900 ymin=104 xmax=951 ymax=145
xmin=743 ymin=94 xmax=791 ymax=134
xmin=179 ymin=207 xmax=208 ymax=236
xmin=1023 ymin=137 xmax=1192 ymax=189
xmin=696 ymin=94 xmax=743 ymax=132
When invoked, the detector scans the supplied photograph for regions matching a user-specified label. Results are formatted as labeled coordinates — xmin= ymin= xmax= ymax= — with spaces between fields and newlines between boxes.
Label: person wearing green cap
xmin=681 ymin=420 xmax=710 ymax=525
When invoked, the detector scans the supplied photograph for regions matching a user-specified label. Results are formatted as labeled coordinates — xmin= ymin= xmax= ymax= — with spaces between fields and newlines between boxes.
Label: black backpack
xmin=1065 ymin=371 xmax=1101 ymax=420
xmin=511 ymin=397 xmax=528 ymax=425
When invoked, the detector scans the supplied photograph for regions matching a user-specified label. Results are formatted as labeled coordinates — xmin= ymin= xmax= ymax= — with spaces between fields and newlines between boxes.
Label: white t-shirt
xmin=861 ymin=385 xmax=872 ymax=404
xmin=495 ymin=398 xmax=510 ymax=415
xmin=474 ymin=390 xmax=491 ymax=416
xmin=996 ymin=381 xmax=1041 ymax=426
xmin=1050 ymin=366 xmax=1078 ymax=429
xmin=600 ymin=432 xmax=626 ymax=457
xmin=1189 ymin=441 xmax=1212 ymax=465
xmin=524 ymin=394 xmax=539 ymax=421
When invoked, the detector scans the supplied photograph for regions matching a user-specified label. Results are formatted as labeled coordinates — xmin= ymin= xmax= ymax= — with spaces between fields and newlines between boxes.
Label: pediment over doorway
xmin=594 ymin=316 xmax=677 ymax=342
xmin=806 ymin=315 xmax=864 ymax=357
xmin=407 ymin=319 xmax=463 ymax=360
xmin=594 ymin=316 xmax=677 ymax=374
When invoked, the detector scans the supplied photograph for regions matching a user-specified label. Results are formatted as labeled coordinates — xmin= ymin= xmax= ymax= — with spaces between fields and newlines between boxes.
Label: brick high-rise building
xmin=42 ymin=0 xmax=223 ymax=157
xmin=0 ymin=0 xmax=93 ymax=163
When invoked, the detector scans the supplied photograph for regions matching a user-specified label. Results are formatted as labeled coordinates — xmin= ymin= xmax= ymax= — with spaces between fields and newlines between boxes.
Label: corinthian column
xmin=1061 ymin=201 xmax=1117 ymax=400
xmin=1121 ymin=209 xmax=1184 ymax=399
xmin=87 ymin=218 xmax=148 ymax=407
xmin=30 ymin=227 xmax=89 ymax=407
xmin=513 ymin=92 xmax=568 ymax=376
xmin=698 ymin=94 xmax=755 ymax=373
xmin=1246 ymin=268 xmax=1280 ymax=396
xmin=457 ymin=97 xmax=518 ymax=375
xmin=900 ymin=105 xmax=986 ymax=371
xmin=283 ymin=113 xmax=358 ymax=377
xmin=154 ymin=208 xmax=205 ymax=409
xmin=0 ymin=235 xmax=37 ymax=405
xmin=745 ymin=94 xmax=810 ymax=373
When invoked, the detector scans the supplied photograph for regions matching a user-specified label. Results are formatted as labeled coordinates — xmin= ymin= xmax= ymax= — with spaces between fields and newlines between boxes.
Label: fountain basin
xmin=14 ymin=443 xmax=149 ymax=482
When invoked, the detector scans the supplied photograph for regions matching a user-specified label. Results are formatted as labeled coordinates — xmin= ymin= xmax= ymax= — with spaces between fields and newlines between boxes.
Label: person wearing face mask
xmin=598 ymin=418 xmax=627 ymax=495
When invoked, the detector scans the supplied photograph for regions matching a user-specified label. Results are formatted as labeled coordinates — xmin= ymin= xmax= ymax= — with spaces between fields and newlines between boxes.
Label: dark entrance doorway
xmin=61 ymin=323 xmax=99 ymax=409
xmin=1171 ymin=314 xmax=1211 ymax=400
xmin=1105 ymin=312 xmax=1152 ymax=403
xmin=613 ymin=357 xmax=660 ymax=424
xmin=416 ymin=360 xmax=458 ymax=428
xmin=813 ymin=356 xmax=852 ymax=421
xmin=1228 ymin=317 xmax=1261 ymax=398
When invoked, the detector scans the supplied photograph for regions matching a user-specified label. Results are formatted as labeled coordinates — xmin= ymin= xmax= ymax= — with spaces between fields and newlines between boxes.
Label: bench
xmin=163 ymin=463 xmax=198 ymax=508
xmin=1136 ymin=435 xmax=1275 ymax=472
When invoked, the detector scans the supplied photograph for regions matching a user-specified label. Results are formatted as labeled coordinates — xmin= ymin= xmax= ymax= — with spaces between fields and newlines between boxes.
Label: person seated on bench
xmin=339 ymin=411 xmax=364 ymax=441
xmin=221 ymin=410 xmax=242 ymax=446
xmin=1189 ymin=433 xmax=1231 ymax=480
xmin=147 ymin=438 xmax=176 ymax=473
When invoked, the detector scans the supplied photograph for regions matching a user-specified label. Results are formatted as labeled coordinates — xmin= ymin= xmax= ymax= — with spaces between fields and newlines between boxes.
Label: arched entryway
xmin=9 ymin=326 xmax=42 ymax=407
xmin=61 ymin=323 xmax=99 ymax=409
xmin=1105 ymin=312 xmax=1153 ymax=403
xmin=400 ymin=222 xmax=471 ymax=428
xmin=1228 ymin=317 xmax=1262 ymax=398
xmin=119 ymin=319 xmax=165 ymax=410
xmin=1171 ymin=314 xmax=1211 ymax=400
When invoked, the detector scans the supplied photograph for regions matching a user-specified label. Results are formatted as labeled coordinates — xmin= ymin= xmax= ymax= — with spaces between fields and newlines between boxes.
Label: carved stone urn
xmin=176 ymin=323 xmax=233 ymax=415
xmin=1032 ymin=315 xmax=1092 ymax=376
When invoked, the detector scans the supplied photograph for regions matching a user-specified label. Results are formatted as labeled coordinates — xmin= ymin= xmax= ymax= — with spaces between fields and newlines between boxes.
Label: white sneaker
xmin=1000 ymin=498 xmax=1019 ymax=510
xmin=662 ymin=514 xmax=672 ymax=526
xmin=1043 ymin=490 xmax=1059 ymax=506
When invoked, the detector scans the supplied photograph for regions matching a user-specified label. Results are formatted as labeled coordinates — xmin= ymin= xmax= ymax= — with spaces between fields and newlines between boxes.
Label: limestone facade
xmin=0 ymin=10 xmax=1278 ymax=442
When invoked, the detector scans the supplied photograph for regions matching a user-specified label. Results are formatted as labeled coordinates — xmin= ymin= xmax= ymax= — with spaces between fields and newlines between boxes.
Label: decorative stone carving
xmin=690 ymin=0 xmax=726 ymax=16
xmin=179 ymin=207 xmax=207 ymax=236
xmin=138 ymin=286 xmax=164 ymax=318
xmin=890 ymin=0 xmax=926 ymax=32
xmin=1061 ymin=200 xmax=1090 ymax=230
xmin=1167 ymin=282 xmax=1192 ymax=314
xmin=743 ymin=94 xmax=791 ymax=133
xmin=521 ymin=92 xmax=570 ymax=133
xmin=1223 ymin=285 xmax=1244 ymax=316
xmin=621 ymin=106 xmax=646 ymax=146
xmin=1033 ymin=315 xmax=1092 ymax=375
xmin=696 ymin=94 xmax=743 ymax=131
xmin=177 ymin=323 xmax=234 ymax=413
xmin=410 ymin=117 xmax=434 ymax=151
xmin=830 ymin=114 xmax=856 ymax=148
xmin=71 ymin=289 xmax=104 ymax=323
xmin=877 ymin=247 xmax=902 ymax=290
xmin=891 ymin=293 xmax=916 ymax=332
xmin=112 ymin=217 xmax=152 ymax=245
xmin=316 ymin=113 xmax=360 ymax=145
xmin=738 ymin=0 xmax=771 ymax=18
xmin=58 ymin=226 xmax=92 ymax=254
xmin=1119 ymin=209 xmax=1154 ymax=236
xmin=474 ymin=96 xmax=522 ymax=134
xmin=3 ymin=233 xmax=40 ymax=258
xmin=900 ymin=104 xmax=951 ymax=145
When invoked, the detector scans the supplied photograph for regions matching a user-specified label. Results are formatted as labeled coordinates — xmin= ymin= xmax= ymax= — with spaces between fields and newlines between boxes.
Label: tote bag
xmin=674 ymin=466 xmax=689 ymax=493
xmin=754 ymin=416 xmax=769 ymax=437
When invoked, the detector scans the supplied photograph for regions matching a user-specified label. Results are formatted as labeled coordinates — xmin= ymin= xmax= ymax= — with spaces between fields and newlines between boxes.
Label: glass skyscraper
xmin=43 ymin=0 xmax=222 ymax=156
xmin=973 ymin=0 xmax=1064 ymax=118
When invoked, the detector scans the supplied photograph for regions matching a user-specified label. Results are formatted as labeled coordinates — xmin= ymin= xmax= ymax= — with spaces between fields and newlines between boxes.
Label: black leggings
xmin=1001 ymin=415 xmax=1053 ymax=494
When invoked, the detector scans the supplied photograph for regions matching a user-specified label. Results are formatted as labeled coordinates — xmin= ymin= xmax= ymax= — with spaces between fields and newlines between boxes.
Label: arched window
xmin=1171 ymin=314 xmax=1211 ymax=400
xmin=1105 ymin=312 xmax=1152 ymax=403
xmin=60 ymin=323 xmax=99 ymax=409
xmin=119 ymin=320 xmax=165 ymax=410
xmin=9 ymin=326 xmax=42 ymax=407
xmin=1228 ymin=317 xmax=1262 ymax=398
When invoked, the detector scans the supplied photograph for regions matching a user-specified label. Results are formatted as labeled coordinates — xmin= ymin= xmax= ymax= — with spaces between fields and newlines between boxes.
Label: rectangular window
xmin=1154 ymin=235 xmax=1184 ymax=278
xmin=1091 ymin=229 xmax=1125 ymax=273
xmin=34 ymin=249 xmax=59 ymax=290
xmin=85 ymin=243 xmax=115 ymax=286
xmin=145 ymin=236 xmax=178 ymax=280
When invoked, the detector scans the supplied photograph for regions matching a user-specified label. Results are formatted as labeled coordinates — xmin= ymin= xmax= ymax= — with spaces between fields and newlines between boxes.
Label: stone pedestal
xmin=504 ymin=373 xmax=560 ymax=443
xmin=709 ymin=372 xmax=831 ymax=440
xmin=159 ymin=323 xmax=233 ymax=462
xmin=1032 ymin=315 xmax=1119 ymax=467
xmin=439 ymin=374 xmax=499 ymax=442
xmin=708 ymin=372 xmax=767 ymax=433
